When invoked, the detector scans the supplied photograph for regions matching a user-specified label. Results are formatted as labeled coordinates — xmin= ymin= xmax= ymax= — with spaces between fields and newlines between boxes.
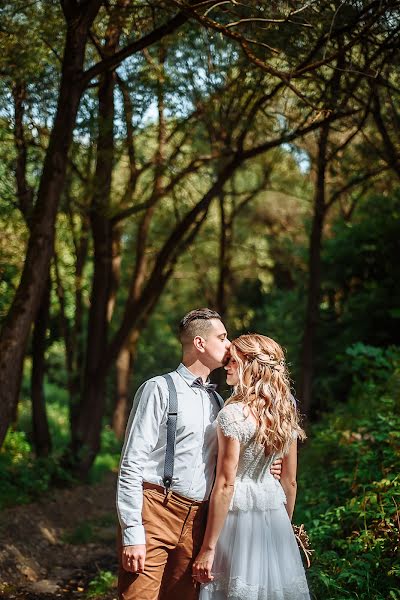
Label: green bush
xmin=0 ymin=402 xmax=121 ymax=508
xmin=90 ymin=425 xmax=122 ymax=482
xmin=0 ymin=429 xmax=73 ymax=508
xmin=296 ymin=347 xmax=400 ymax=599
xmin=86 ymin=570 xmax=116 ymax=598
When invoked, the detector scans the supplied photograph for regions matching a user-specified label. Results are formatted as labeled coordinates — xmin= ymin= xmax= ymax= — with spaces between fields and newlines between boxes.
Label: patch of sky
xmin=282 ymin=143 xmax=310 ymax=174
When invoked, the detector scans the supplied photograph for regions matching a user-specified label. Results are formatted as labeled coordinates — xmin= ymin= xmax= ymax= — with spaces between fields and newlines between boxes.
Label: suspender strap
xmin=161 ymin=373 xmax=222 ymax=489
xmin=162 ymin=374 xmax=178 ymax=489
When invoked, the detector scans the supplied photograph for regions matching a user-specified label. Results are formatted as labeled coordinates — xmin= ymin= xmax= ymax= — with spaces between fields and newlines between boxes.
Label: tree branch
xmin=82 ymin=7 xmax=193 ymax=87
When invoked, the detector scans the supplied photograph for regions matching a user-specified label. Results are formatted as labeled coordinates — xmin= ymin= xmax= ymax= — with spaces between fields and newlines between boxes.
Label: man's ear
xmin=193 ymin=335 xmax=206 ymax=352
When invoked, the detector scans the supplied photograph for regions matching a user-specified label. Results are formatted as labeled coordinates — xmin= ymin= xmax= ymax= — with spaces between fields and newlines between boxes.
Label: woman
xmin=192 ymin=334 xmax=311 ymax=599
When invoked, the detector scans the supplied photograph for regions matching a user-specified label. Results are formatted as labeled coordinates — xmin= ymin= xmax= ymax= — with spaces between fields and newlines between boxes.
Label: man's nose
xmin=225 ymin=338 xmax=231 ymax=348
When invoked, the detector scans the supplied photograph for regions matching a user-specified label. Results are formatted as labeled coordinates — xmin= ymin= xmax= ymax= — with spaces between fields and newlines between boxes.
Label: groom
xmin=116 ymin=308 xmax=282 ymax=600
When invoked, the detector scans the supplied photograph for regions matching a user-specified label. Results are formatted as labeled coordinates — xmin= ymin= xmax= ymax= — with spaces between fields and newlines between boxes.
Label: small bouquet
xmin=292 ymin=524 xmax=314 ymax=568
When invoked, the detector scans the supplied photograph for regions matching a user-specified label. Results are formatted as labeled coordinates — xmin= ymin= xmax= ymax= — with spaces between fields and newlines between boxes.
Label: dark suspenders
xmin=161 ymin=373 xmax=223 ymax=490
xmin=161 ymin=374 xmax=178 ymax=489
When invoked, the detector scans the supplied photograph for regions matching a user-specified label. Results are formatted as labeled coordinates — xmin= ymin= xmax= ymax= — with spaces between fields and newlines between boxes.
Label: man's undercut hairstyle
xmin=179 ymin=308 xmax=222 ymax=346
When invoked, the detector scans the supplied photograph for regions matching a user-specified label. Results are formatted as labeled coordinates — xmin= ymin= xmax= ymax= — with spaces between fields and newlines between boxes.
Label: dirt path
xmin=0 ymin=473 xmax=118 ymax=599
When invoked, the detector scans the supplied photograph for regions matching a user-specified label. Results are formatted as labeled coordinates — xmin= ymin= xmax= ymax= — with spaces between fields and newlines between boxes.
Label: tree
xmin=0 ymin=0 xmax=194 ymax=447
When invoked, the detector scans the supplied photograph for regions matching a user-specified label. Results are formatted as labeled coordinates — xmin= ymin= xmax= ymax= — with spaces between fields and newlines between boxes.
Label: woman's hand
xmin=192 ymin=548 xmax=215 ymax=583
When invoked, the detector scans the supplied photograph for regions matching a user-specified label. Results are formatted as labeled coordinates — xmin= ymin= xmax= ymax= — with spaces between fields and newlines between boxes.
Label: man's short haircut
xmin=179 ymin=308 xmax=222 ymax=345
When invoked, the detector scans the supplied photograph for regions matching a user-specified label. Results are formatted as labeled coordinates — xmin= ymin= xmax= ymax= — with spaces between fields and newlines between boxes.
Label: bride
xmin=192 ymin=334 xmax=311 ymax=599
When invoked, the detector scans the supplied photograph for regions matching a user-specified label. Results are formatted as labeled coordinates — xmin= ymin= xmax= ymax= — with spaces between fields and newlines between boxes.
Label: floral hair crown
xmin=256 ymin=353 xmax=285 ymax=372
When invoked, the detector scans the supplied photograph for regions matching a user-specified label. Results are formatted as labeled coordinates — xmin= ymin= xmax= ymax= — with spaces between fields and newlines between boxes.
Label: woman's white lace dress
xmin=200 ymin=403 xmax=311 ymax=600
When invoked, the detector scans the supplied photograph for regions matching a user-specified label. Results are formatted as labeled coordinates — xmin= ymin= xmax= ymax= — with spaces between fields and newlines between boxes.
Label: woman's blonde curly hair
xmin=227 ymin=333 xmax=306 ymax=455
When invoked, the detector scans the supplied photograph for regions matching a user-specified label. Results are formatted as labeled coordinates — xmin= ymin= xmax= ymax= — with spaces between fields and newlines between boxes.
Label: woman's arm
xmin=280 ymin=438 xmax=298 ymax=520
xmin=192 ymin=427 xmax=240 ymax=583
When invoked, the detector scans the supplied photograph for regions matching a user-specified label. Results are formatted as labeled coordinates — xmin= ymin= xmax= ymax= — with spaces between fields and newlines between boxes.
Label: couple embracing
xmin=117 ymin=308 xmax=310 ymax=600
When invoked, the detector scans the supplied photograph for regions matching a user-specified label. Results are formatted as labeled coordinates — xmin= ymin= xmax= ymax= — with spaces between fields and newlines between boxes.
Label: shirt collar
xmin=176 ymin=363 xmax=211 ymax=387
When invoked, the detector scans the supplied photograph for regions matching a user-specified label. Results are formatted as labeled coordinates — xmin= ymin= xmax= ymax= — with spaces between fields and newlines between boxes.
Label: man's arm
xmin=116 ymin=379 xmax=166 ymax=571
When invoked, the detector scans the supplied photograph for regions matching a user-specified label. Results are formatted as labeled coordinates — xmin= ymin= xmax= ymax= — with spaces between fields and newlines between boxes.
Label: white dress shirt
xmin=116 ymin=363 xmax=221 ymax=546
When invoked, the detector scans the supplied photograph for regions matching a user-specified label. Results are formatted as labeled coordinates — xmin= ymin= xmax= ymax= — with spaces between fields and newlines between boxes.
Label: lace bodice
xmin=217 ymin=403 xmax=287 ymax=510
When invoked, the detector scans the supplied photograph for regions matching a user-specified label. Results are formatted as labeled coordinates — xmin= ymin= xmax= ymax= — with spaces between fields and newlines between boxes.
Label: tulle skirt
xmin=199 ymin=505 xmax=310 ymax=600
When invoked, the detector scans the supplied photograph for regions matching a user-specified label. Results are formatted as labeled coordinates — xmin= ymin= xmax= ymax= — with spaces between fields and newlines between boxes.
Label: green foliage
xmin=0 ymin=360 xmax=73 ymax=507
xmin=312 ymin=191 xmax=400 ymax=408
xmin=249 ymin=286 xmax=306 ymax=383
xmin=0 ymin=423 xmax=121 ymax=508
xmin=90 ymin=426 xmax=122 ymax=483
xmin=0 ymin=429 xmax=73 ymax=509
xmin=18 ymin=374 xmax=71 ymax=451
xmin=0 ymin=371 xmax=121 ymax=507
xmin=296 ymin=352 xmax=400 ymax=599
xmin=86 ymin=570 xmax=117 ymax=598
xmin=342 ymin=342 xmax=400 ymax=384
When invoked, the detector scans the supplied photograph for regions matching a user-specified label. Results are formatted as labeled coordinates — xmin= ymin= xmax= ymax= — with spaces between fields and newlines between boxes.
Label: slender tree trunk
xmin=31 ymin=278 xmax=52 ymax=457
xmin=74 ymin=43 xmax=167 ymax=473
xmin=70 ymin=215 xmax=90 ymax=431
xmin=298 ymin=123 xmax=330 ymax=414
xmin=71 ymin=5 xmax=131 ymax=473
xmin=217 ymin=190 xmax=232 ymax=321
xmin=113 ymin=345 xmax=132 ymax=440
xmin=0 ymin=21 xmax=91 ymax=447
xmin=10 ymin=80 xmax=34 ymax=430
xmin=107 ymin=227 xmax=122 ymax=321
xmin=54 ymin=255 xmax=74 ymax=397
xmin=112 ymin=328 xmax=141 ymax=440
xmin=371 ymin=87 xmax=400 ymax=180
xmin=71 ymin=67 xmax=115 ymax=474
xmin=13 ymin=81 xmax=33 ymax=221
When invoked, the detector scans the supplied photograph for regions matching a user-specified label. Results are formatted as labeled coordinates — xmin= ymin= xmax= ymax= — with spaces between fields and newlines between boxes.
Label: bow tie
xmin=191 ymin=377 xmax=218 ymax=393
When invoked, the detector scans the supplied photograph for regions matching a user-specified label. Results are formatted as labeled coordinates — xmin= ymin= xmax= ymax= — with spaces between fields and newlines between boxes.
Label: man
xmin=117 ymin=308 xmax=281 ymax=600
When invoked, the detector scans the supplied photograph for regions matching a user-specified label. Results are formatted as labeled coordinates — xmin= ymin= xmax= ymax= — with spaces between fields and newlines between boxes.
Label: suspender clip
xmin=163 ymin=487 xmax=173 ymax=504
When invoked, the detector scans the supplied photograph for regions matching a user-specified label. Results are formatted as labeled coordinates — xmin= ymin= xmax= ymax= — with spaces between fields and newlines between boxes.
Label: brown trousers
xmin=118 ymin=485 xmax=208 ymax=600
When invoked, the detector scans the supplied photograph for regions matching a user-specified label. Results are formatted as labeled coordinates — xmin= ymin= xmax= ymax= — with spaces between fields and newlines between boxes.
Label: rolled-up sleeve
xmin=116 ymin=379 xmax=166 ymax=546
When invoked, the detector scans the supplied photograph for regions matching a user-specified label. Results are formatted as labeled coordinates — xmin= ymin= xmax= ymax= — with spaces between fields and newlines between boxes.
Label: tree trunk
xmin=71 ymin=215 xmax=90 ymax=431
xmin=371 ymin=87 xmax=400 ymax=180
xmin=31 ymin=278 xmax=52 ymax=457
xmin=298 ymin=123 xmax=330 ymax=415
xmin=70 ymin=5 xmax=130 ymax=474
xmin=73 ymin=42 xmax=166 ymax=474
xmin=112 ymin=328 xmax=141 ymax=439
xmin=113 ymin=345 xmax=132 ymax=440
xmin=107 ymin=227 xmax=122 ymax=322
xmin=0 ymin=21 xmax=91 ymax=447
xmin=216 ymin=190 xmax=233 ymax=321
xmin=71 ymin=68 xmax=115 ymax=474
xmin=12 ymin=81 xmax=33 ymax=221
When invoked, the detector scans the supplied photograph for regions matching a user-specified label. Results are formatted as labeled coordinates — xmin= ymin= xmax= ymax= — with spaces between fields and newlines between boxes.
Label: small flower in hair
xmin=273 ymin=360 xmax=285 ymax=373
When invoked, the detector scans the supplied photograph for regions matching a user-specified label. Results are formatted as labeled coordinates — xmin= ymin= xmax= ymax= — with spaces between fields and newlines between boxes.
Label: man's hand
xmin=270 ymin=457 xmax=282 ymax=480
xmin=122 ymin=544 xmax=146 ymax=573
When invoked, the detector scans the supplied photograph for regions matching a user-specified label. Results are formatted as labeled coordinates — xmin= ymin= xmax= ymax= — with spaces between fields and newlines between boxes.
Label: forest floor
xmin=0 ymin=472 xmax=118 ymax=600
